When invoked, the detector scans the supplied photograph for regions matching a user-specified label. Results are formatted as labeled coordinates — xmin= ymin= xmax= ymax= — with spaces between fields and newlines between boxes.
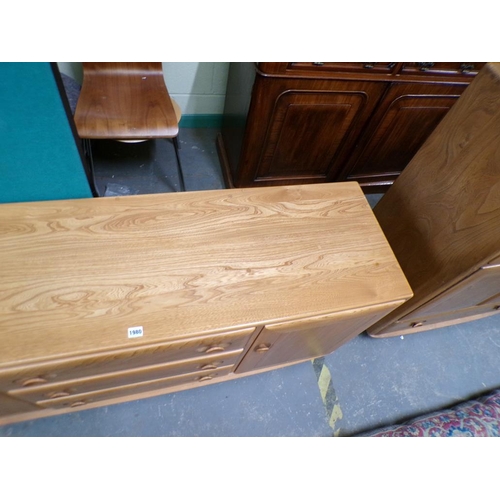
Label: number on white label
xmin=128 ymin=326 xmax=144 ymax=338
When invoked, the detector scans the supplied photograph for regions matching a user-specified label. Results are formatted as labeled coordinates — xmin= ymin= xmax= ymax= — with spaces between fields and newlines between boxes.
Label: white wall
xmin=56 ymin=62 xmax=229 ymax=115
xmin=162 ymin=62 xmax=229 ymax=115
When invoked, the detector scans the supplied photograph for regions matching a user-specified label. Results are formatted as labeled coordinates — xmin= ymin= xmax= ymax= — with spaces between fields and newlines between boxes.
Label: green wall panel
xmin=0 ymin=63 xmax=92 ymax=203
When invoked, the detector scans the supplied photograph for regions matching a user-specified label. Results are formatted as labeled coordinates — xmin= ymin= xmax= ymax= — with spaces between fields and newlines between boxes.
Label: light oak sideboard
xmin=367 ymin=62 xmax=500 ymax=338
xmin=0 ymin=183 xmax=412 ymax=424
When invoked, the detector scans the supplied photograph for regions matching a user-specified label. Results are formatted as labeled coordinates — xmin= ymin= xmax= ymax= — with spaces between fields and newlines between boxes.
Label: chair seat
xmin=74 ymin=63 xmax=179 ymax=140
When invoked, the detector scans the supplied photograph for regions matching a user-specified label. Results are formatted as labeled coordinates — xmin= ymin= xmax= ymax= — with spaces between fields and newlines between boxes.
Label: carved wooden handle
xmin=460 ymin=63 xmax=475 ymax=74
xmin=198 ymin=375 xmax=214 ymax=382
xmin=21 ymin=377 xmax=47 ymax=387
xmin=411 ymin=322 xmax=424 ymax=328
xmin=200 ymin=364 xmax=218 ymax=370
xmin=49 ymin=391 xmax=70 ymax=399
xmin=255 ymin=343 xmax=271 ymax=353
xmin=70 ymin=401 xmax=86 ymax=407
xmin=205 ymin=346 xmax=225 ymax=354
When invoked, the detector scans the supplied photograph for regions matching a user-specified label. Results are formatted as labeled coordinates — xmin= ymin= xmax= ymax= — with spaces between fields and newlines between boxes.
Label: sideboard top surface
xmin=0 ymin=183 xmax=412 ymax=365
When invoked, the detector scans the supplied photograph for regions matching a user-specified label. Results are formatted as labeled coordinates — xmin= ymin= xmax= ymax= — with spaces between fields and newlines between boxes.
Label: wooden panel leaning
xmin=0 ymin=183 xmax=412 ymax=424
xmin=367 ymin=62 xmax=500 ymax=338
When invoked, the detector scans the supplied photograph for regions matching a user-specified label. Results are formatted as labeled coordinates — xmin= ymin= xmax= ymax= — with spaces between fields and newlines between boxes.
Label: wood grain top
xmin=0 ymin=183 xmax=412 ymax=365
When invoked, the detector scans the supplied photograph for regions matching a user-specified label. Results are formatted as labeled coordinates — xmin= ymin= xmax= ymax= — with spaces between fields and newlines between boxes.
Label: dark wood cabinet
xmin=217 ymin=62 xmax=485 ymax=192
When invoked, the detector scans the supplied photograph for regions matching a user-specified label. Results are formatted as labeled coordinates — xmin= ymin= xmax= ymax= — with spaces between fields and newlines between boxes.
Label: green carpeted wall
xmin=0 ymin=62 xmax=92 ymax=203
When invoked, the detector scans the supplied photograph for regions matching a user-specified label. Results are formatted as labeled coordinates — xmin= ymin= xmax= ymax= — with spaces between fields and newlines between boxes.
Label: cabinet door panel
xmin=345 ymin=83 xmax=465 ymax=185
xmin=236 ymin=302 xmax=400 ymax=373
xmin=253 ymin=83 xmax=384 ymax=183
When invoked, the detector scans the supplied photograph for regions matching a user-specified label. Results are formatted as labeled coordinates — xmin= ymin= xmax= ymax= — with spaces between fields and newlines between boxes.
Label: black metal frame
xmin=82 ymin=137 xmax=186 ymax=196
xmin=50 ymin=62 xmax=100 ymax=198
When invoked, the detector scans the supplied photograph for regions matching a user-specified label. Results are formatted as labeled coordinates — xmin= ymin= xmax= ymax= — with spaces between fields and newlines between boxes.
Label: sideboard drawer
xmin=400 ymin=266 xmax=500 ymax=321
xmin=287 ymin=62 xmax=396 ymax=75
xmin=400 ymin=62 xmax=485 ymax=77
xmin=375 ymin=303 xmax=500 ymax=336
xmin=35 ymin=366 xmax=235 ymax=410
xmin=9 ymin=350 xmax=242 ymax=404
xmin=0 ymin=327 xmax=255 ymax=393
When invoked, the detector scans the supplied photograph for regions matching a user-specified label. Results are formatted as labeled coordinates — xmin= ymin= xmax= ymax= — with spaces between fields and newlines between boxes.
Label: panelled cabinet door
xmin=235 ymin=303 xmax=399 ymax=373
xmin=344 ymin=83 xmax=466 ymax=186
xmin=250 ymin=81 xmax=385 ymax=184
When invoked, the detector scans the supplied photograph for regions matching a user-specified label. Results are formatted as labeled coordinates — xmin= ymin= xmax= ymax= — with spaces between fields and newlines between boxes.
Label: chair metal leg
xmin=172 ymin=136 xmax=185 ymax=192
xmin=82 ymin=138 xmax=100 ymax=197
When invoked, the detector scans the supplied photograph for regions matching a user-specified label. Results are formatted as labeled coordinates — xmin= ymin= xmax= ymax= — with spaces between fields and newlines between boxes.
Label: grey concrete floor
xmin=2 ymin=128 xmax=499 ymax=437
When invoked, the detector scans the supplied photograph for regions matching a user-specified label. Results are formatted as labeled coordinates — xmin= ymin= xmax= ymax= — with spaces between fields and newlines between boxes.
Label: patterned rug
xmin=361 ymin=389 xmax=500 ymax=437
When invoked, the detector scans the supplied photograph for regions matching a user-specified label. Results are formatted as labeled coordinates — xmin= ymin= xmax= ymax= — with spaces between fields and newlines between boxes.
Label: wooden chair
xmin=74 ymin=62 xmax=185 ymax=192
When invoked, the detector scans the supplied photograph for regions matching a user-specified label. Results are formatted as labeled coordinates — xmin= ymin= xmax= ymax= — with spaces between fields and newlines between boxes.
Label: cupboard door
xmin=235 ymin=303 xmax=400 ymax=373
xmin=237 ymin=79 xmax=385 ymax=186
xmin=344 ymin=83 xmax=466 ymax=188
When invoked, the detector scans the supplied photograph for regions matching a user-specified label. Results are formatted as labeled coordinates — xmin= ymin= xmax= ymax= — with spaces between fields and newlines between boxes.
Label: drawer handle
xmin=312 ymin=62 xmax=324 ymax=66
xmin=417 ymin=62 xmax=434 ymax=71
xmin=205 ymin=346 xmax=225 ymax=354
xmin=198 ymin=375 xmax=214 ymax=382
xmin=410 ymin=322 xmax=425 ymax=328
xmin=255 ymin=343 xmax=271 ymax=353
xmin=363 ymin=63 xmax=376 ymax=69
xmin=70 ymin=401 xmax=86 ymax=408
xmin=21 ymin=377 xmax=47 ymax=387
xmin=494 ymin=305 xmax=500 ymax=311
xmin=200 ymin=364 xmax=219 ymax=371
xmin=460 ymin=63 xmax=475 ymax=74
xmin=49 ymin=391 xmax=71 ymax=399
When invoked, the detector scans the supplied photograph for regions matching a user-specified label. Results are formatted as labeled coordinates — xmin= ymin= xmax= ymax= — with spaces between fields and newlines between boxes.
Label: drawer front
xmin=486 ymin=255 xmax=500 ymax=267
xmin=402 ymin=267 xmax=500 ymax=321
xmin=286 ymin=62 xmax=397 ymax=75
xmin=400 ymin=62 xmax=485 ymax=77
xmin=378 ymin=303 xmax=500 ymax=336
xmin=10 ymin=350 xmax=242 ymax=404
xmin=35 ymin=366 xmax=234 ymax=410
xmin=0 ymin=327 xmax=255 ymax=392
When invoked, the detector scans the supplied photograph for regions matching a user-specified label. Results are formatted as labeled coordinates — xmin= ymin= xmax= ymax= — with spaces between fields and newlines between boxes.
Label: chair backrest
xmin=74 ymin=62 xmax=179 ymax=140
